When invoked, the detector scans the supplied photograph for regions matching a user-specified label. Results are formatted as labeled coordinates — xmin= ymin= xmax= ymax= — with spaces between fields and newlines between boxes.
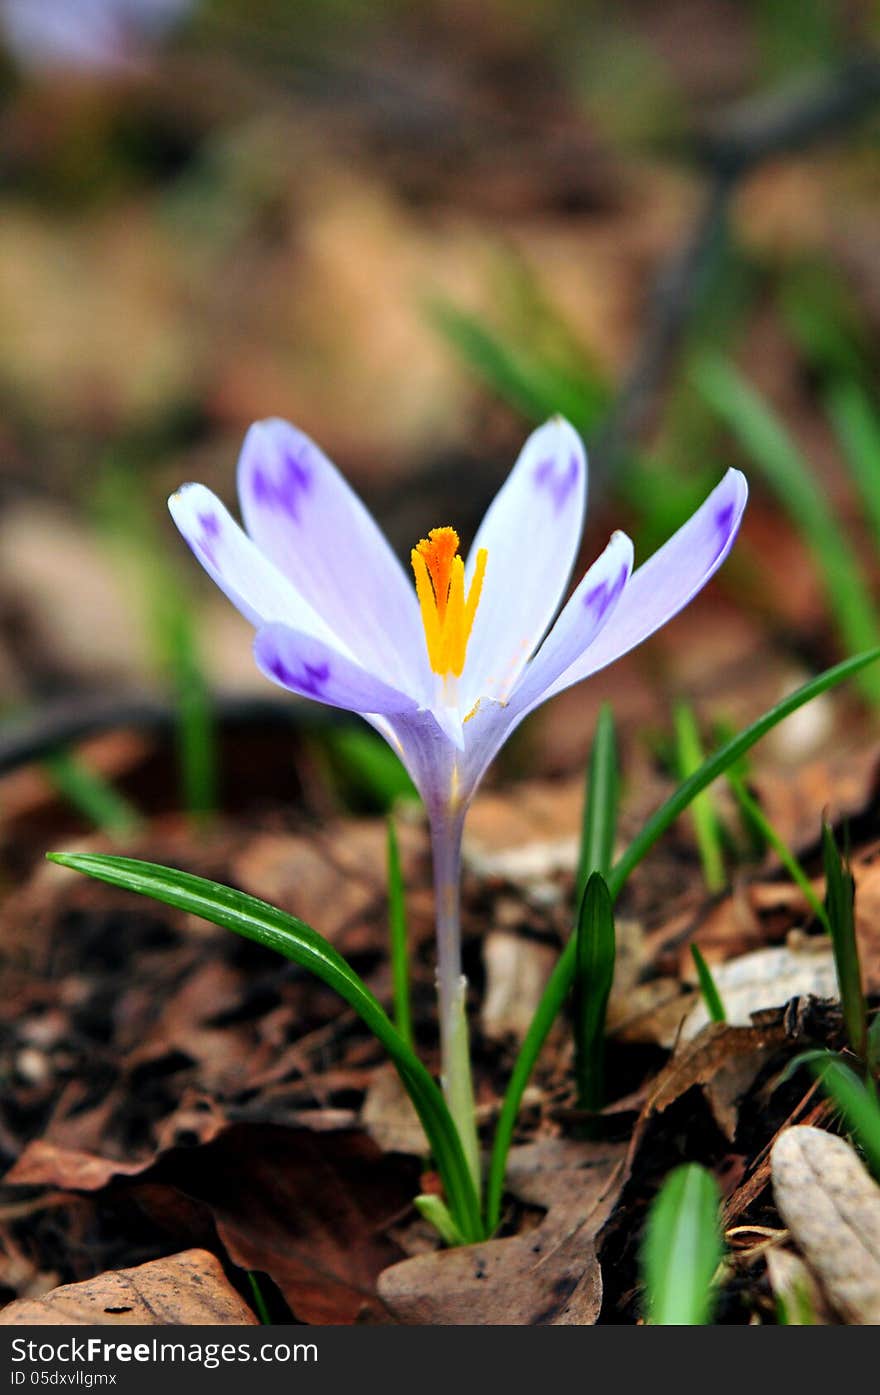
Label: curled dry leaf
xmin=0 ymin=1250 xmax=256 ymax=1326
xmin=681 ymin=941 xmax=838 ymax=1041
xmin=771 ymin=1125 xmax=880 ymax=1324
xmin=634 ymin=1020 xmax=791 ymax=1145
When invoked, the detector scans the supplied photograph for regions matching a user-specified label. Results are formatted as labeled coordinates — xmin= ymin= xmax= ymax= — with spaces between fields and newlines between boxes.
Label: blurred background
xmin=3 ymin=0 xmax=880 ymax=842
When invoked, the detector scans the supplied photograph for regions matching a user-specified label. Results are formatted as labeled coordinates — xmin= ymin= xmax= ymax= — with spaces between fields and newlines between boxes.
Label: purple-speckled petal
xmin=168 ymin=483 xmax=335 ymax=640
xmin=448 ymin=532 xmax=632 ymax=803
xmin=254 ymin=624 xmax=421 ymax=717
xmin=238 ymin=420 xmax=428 ymax=696
xmin=459 ymin=417 xmax=587 ymax=709
xmin=508 ymin=530 xmax=634 ymax=712
xmin=541 ymin=468 xmax=748 ymax=699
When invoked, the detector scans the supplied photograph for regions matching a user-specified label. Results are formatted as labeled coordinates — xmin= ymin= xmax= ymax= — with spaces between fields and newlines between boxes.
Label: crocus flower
xmin=169 ymin=416 xmax=747 ymax=1181
xmin=0 ymin=0 xmax=193 ymax=73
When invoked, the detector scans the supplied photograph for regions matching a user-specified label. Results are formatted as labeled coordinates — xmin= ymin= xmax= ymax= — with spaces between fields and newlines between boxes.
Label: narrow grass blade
xmin=46 ymin=852 xmax=484 ymax=1243
xmin=576 ymin=703 xmax=619 ymax=901
xmin=93 ymin=462 xmax=218 ymax=819
xmin=822 ymin=822 xmax=867 ymax=1059
xmin=161 ymin=598 xmax=217 ymax=821
xmin=827 ymin=379 xmax=880 ymax=552
xmin=43 ymin=751 xmax=142 ymax=838
xmin=387 ymin=817 xmax=413 ymax=1050
xmin=246 ymin=1272 xmax=272 ymax=1326
xmin=673 ymin=702 xmax=726 ymax=894
xmin=642 ymin=1163 xmax=723 ymax=1325
xmin=808 ymin=1054 xmax=880 ymax=1180
xmin=728 ymin=772 xmax=827 ymax=929
xmin=573 ymin=872 xmax=616 ymax=1116
xmin=428 ymin=299 xmax=609 ymax=436
xmin=323 ymin=726 xmax=418 ymax=812
xmin=696 ymin=355 xmax=880 ymax=703
xmin=485 ymin=645 xmax=880 ymax=1231
xmin=690 ymin=944 xmax=725 ymax=1023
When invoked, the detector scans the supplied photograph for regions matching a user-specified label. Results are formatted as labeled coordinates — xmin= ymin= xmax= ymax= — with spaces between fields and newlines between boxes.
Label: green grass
xmin=642 ymin=1163 xmax=723 ymax=1325
xmin=695 ymin=355 xmax=880 ymax=704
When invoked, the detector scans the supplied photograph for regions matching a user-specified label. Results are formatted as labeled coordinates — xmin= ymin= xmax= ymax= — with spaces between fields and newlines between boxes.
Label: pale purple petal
xmin=544 ymin=468 xmax=748 ymax=699
xmin=459 ymin=417 xmax=587 ymax=709
xmin=453 ymin=471 xmax=746 ymax=807
xmin=168 ymin=483 xmax=335 ymax=641
xmin=238 ymin=419 xmax=428 ymax=696
xmin=507 ymin=530 xmax=634 ymax=713
xmin=450 ymin=535 xmax=631 ymax=802
xmin=254 ymin=624 xmax=420 ymax=717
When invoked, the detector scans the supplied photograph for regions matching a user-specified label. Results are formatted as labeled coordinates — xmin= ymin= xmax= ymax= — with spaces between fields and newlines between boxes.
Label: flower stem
xmin=429 ymin=811 xmax=481 ymax=1194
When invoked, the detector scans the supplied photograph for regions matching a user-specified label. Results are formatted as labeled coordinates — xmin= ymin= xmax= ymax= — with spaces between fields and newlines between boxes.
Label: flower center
xmin=411 ymin=526 xmax=487 ymax=678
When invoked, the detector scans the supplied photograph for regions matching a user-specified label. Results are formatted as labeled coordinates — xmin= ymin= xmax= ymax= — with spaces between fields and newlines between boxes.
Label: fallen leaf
xmin=0 ymin=1250 xmax=256 ymax=1326
xmin=361 ymin=1064 xmax=427 ymax=1157
xmin=481 ymin=931 xmax=557 ymax=1040
xmin=681 ymin=941 xmax=838 ymax=1041
xmin=771 ymin=1125 xmax=880 ymax=1324
xmin=378 ymin=1139 xmax=623 ymax=1325
xmin=6 ymin=1141 xmax=147 ymax=1191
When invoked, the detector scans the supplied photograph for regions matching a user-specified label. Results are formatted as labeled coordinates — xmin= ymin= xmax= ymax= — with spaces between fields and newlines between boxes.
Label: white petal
xmin=168 ymin=483 xmax=335 ymax=641
xmin=543 ymin=468 xmax=749 ymax=698
xmin=509 ymin=530 xmax=634 ymax=712
xmin=238 ymin=419 xmax=427 ymax=694
xmin=454 ymin=533 xmax=632 ymax=802
xmin=459 ymin=417 xmax=587 ymax=708
xmin=254 ymin=625 xmax=420 ymax=716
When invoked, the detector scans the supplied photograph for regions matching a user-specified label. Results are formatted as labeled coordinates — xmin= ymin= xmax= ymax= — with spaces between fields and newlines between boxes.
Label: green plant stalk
xmin=642 ymin=1162 xmax=723 ymax=1325
xmin=690 ymin=944 xmax=726 ymax=1023
xmin=386 ymin=818 xmax=414 ymax=1049
xmin=485 ymin=645 xmax=880 ymax=1231
xmin=429 ymin=813 xmax=481 ymax=1195
xmin=42 ymin=750 xmax=142 ymax=838
xmin=728 ymin=772 xmax=828 ymax=929
xmin=573 ymin=872 xmax=616 ymax=1115
xmin=46 ymin=852 xmax=485 ymax=1243
xmin=157 ymin=583 xmax=218 ymax=822
xmin=822 ymin=822 xmax=867 ymax=1060
xmin=576 ymin=703 xmax=619 ymax=901
xmin=696 ymin=355 xmax=880 ymax=702
xmin=673 ymin=702 xmax=726 ymax=894
xmin=827 ymin=379 xmax=880 ymax=551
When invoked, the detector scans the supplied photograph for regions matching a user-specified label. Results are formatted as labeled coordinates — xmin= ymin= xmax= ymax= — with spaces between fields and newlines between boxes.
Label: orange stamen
xmin=411 ymin=527 xmax=487 ymax=678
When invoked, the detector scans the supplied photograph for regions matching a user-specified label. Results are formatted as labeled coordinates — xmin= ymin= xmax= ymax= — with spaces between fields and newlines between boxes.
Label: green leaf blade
xmin=573 ymin=872 xmax=616 ymax=1115
xmin=576 ymin=703 xmax=619 ymax=900
xmin=46 ymin=851 xmax=484 ymax=1243
xmin=485 ymin=646 xmax=880 ymax=1231
xmin=690 ymin=944 xmax=726 ymax=1024
xmin=642 ymin=1163 xmax=723 ymax=1325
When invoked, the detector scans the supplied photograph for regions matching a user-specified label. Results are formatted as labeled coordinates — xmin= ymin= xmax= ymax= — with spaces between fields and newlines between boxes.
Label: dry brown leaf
xmin=681 ymin=941 xmax=837 ymax=1041
xmin=5 ymin=1141 xmax=148 ymax=1191
xmin=481 ymin=931 xmax=556 ymax=1040
xmin=771 ymin=1125 xmax=880 ymax=1324
xmin=361 ymin=1064 xmax=427 ymax=1157
xmin=378 ymin=1139 xmax=623 ymax=1325
xmin=378 ymin=1221 xmax=602 ymax=1325
xmin=0 ymin=1250 xmax=256 ymax=1326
